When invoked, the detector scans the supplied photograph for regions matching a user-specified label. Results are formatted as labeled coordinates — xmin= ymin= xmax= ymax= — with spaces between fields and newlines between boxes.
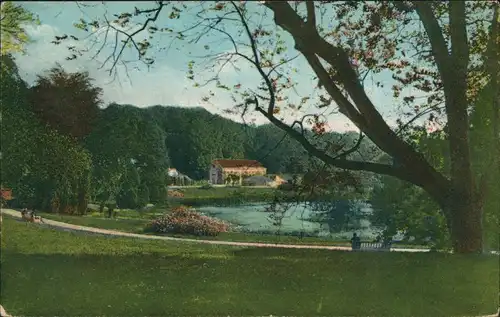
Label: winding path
xmin=1 ymin=208 xmax=430 ymax=252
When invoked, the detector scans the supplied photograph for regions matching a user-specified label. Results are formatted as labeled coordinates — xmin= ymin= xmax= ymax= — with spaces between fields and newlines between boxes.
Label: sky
xmin=13 ymin=1 xmax=405 ymax=132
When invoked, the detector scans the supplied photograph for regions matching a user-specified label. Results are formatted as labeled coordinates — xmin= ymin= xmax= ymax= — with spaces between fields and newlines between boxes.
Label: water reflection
xmin=197 ymin=201 xmax=400 ymax=240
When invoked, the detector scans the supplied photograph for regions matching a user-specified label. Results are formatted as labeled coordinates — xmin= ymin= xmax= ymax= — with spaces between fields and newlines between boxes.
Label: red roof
xmin=213 ymin=159 xmax=264 ymax=168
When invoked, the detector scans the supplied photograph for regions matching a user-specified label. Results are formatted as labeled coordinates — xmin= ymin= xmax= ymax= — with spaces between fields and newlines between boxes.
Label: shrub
xmin=137 ymin=183 xmax=150 ymax=208
xmin=277 ymin=183 xmax=294 ymax=191
xmin=148 ymin=206 xmax=229 ymax=236
xmin=116 ymin=188 xmax=139 ymax=209
xmin=167 ymin=189 xmax=184 ymax=198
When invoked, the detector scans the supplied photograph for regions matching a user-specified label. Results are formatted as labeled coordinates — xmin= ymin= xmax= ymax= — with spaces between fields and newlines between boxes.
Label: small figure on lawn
xmin=351 ymin=233 xmax=361 ymax=250
xmin=21 ymin=207 xmax=44 ymax=223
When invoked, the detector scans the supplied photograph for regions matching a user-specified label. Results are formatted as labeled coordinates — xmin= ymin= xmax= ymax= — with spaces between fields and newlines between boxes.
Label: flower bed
xmin=148 ymin=206 xmax=229 ymax=236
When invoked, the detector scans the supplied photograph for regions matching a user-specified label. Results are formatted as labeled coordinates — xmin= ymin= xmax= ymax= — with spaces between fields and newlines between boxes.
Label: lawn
xmin=39 ymin=212 xmax=150 ymax=233
xmin=1 ymin=217 xmax=498 ymax=316
xmin=169 ymin=186 xmax=279 ymax=206
xmin=180 ymin=186 xmax=275 ymax=199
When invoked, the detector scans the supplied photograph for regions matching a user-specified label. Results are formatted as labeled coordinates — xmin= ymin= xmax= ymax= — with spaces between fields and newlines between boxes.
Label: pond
xmin=198 ymin=200 xmax=398 ymax=240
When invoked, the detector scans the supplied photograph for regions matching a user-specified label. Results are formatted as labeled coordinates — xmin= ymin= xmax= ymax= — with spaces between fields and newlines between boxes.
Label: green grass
xmin=38 ymin=212 xmax=348 ymax=245
xmin=1 ymin=217 xmax=498 ymax=316
xmin=180 ymin=186 xmax=275 ymax=199
xmin=169 ymin=186 xmax=279 ymax=206
xmin=39 ymin=212 xmax=150 ymax=233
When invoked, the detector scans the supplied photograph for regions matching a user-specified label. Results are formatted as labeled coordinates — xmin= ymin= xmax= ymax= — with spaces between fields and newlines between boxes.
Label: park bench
xmin=352 ymin=241 xmax=392 ymax=252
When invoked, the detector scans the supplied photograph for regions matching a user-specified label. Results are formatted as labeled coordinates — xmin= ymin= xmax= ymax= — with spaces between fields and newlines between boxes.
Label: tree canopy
xmin=29 ymin=64 xmax=103 ymax=139
xmin=0 ymin=1 xmax=39 ymax=56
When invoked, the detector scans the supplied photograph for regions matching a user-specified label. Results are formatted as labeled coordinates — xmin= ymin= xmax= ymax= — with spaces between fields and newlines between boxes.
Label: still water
xmin=197 ymin=201 xmax=391 ymax=240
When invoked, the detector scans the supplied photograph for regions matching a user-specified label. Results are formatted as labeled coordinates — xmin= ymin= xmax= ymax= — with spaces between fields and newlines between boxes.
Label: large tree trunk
xmin=415 ymin=1 xmax=484 ymax=253
xmin=260 ymin=1 xmax=486 ymax=253
xmin=443 ymin=94 xmax=482 ymax=253
xmin=419 ymin=169 xmax=483 ymax=253
xmin=444 ymin=190 xmax=483 ymax=253
xmin=77 ymin=185 xmax=87 ymax=215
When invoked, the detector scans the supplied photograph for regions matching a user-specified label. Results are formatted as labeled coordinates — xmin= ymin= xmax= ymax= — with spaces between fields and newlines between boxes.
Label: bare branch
xmin=104 ymin=1 xmax=166 ymax=75
xmin=396 ymin=104 xmax=446 ymax=136
xmin=266 ymin=54 xmax=300 ymax=77
xmin=231 ymin=1 xmax=276 ymax=116
xmin=332 ymin=131 xmax=365 ymax=160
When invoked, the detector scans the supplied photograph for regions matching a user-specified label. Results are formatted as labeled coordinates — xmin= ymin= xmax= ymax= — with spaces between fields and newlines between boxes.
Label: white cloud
xmin=12 ymin=23 xmax=371 ymax=133
xmin=14 ymin=23 xmax=196 ymax=108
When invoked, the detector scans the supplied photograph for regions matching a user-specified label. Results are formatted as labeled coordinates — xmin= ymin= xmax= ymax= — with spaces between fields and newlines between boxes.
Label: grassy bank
xmin=167 ymin=186 xmax=361 ymax=207
xmin=168 ymin=186 xmax=279 ymax=206
xmin=1 ymin=217 xmax=498 ymax=316
xmin=40 ymin=212 xmax=150 ymax=233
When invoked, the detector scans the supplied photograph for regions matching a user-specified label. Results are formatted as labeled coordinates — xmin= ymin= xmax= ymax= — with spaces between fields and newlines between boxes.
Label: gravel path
xmin=1 ymin=208 xmax=432 ymax=252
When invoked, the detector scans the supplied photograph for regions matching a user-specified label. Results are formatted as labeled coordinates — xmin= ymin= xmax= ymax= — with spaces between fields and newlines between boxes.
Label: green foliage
xmin=1 ymin=56 xmax=91 ymax=212
xmin=84 ymin=103 xmax=169 ymax=208
xmin=469 ymin=81 xmax=500 ymax=251
xmin=0 ymin=2 xmax=39 ymax=55
xmin=370 ymin=176 xmax=451 ymax=249
xmin=308 ymin=199 xmax=363 ymax=233
xmin=29 ymin=64 xmax=102 ymax=139
xmin=116 ymin=189 xmax=139 ymax=210
xmin=116 ymin=166 xmax=140 ymax=209
xmin=137 ymin=183 xmax=150 ymax=207
xmin=149 ymin=184 xmax=167 ymax=204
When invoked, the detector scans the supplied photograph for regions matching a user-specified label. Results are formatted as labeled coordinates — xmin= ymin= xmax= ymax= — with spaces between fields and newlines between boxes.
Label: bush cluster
xmin=149 ymin=206 xmax=229 ymax=236
xmin=167 ymin=190 xmax=184 ymax=198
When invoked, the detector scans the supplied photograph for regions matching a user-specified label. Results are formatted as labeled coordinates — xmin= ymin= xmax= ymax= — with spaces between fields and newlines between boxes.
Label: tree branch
xmin=305 ymin=1 xmax=316 ymax=31
xmin=301 ymin=50 xmax=366 ymax=129
xmin=252 ymin=97 xmax=413 ymax=182
xmin=449 ymin=1 xmax=469 ymax=75
xmin=264 ymin=1 xmax=451 ymax=199
xmin=414 ymin=2 xmax=451 ymax=86
xmin=231 ymin=1 xmax=276 ymax=116
xmin=104 ymin=1 xmax=166 ymax=75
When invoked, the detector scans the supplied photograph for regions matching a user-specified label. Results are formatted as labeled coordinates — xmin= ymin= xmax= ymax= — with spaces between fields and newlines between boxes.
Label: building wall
xmin=222 ymin=167 xmax=266 ymax=185
xmin=209 ymin=165 xmax=226 ymax=184
xmin=223 ymin=167 xmax=267 ymax=176
xmin=209 ymin=165 xmax=267 ymax=185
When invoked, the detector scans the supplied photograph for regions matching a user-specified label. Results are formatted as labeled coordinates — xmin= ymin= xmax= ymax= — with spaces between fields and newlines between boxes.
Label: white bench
xmin=352 ymin=241 xmax=392 ymax=252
